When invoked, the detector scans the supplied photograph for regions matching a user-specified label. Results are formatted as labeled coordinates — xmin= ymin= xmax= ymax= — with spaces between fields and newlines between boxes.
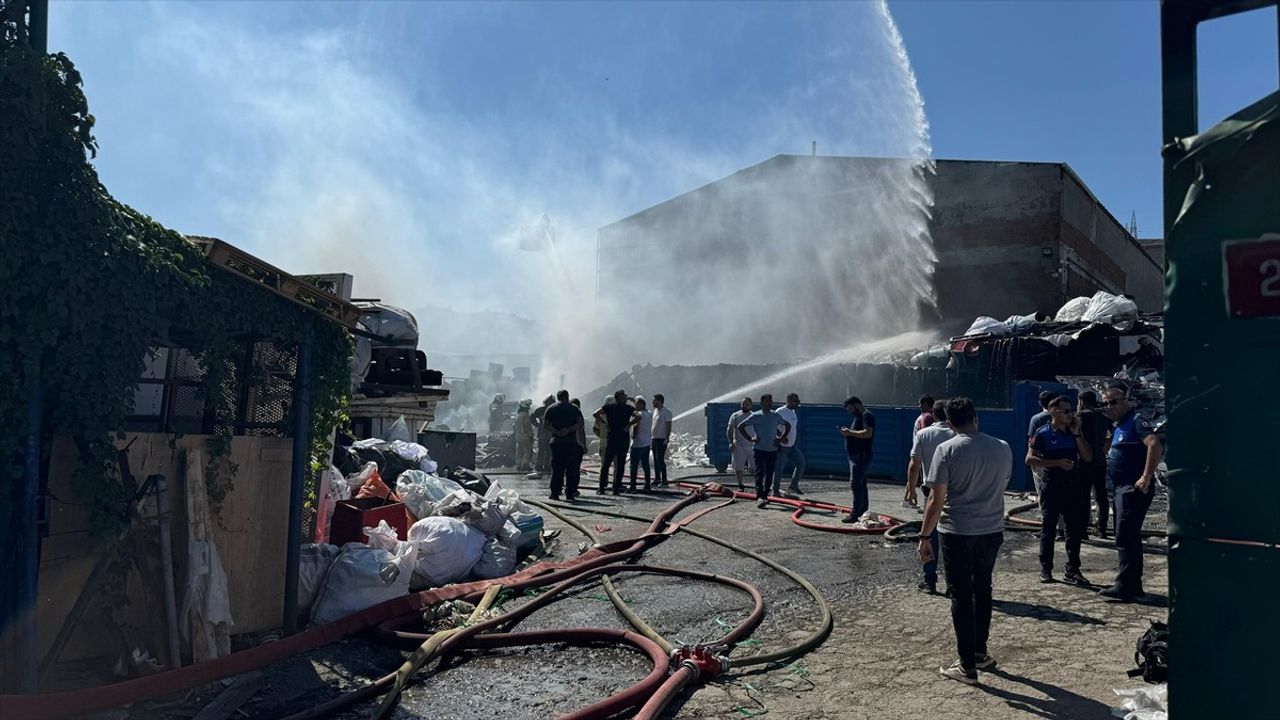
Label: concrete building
xmin=597 ymin=155 xmax=1163 ymax=339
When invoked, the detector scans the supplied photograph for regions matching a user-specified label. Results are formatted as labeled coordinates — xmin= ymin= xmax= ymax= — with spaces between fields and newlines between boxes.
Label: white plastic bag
xmin=1055 ymin=295 xmax=1091 ymax=322
xmin=471 ymin=538 xmax=517 ymax=579
xmin=963 ymin=316 xmax=1010 ymax=337
xmin=386 ymin=416 xmax=413 ymax=444
xmin=1112 ymin=683 xmax=1167 ymax=720
xmin=407 ymin=516 xmax=487 ymax=587
xmin=387 ymin=440 xmax=438 ymax=474
xmin=1081 ymin=291 xmax=1139 ymax=324
xmin=310 ymin=541 xmax=416 ymax=625
xmin=397 ymin=471 xmax=464 ymax=520
xmin=363 ymin=519 xmax=401 ymax=551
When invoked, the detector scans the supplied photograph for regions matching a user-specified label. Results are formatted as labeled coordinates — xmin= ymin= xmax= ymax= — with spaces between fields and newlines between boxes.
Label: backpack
xmin=1126 ymin=620 xmax=1169 ymax=683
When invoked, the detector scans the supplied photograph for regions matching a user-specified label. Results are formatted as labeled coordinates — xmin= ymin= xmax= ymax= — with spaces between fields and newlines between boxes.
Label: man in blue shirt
xmin=839 ymin=396 xmax=876 ymax=523
xmin=737 ymin=393 xmax=791 ymax=508
xmin=1026 ymin=396 xmax=1093 ymax=586
xmin=1099 ymin=384 xmax=1164 ymax=602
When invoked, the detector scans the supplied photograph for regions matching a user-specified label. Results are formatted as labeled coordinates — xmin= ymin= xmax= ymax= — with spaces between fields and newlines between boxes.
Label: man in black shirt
xmin=545 ymin=389 xmax=584 ymax=500
xmin=593 ymin=390 xmax=637 ymax=494
xmin=839 ymin=396 xmax=876 ymax=523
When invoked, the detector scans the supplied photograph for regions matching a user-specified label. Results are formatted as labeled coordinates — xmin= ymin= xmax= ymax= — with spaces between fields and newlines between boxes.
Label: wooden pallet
xmin=188 ymin=236 xmax=363 ymax=328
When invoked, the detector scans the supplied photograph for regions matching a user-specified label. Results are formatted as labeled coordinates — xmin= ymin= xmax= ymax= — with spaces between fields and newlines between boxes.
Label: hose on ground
xmin=371 ymin=583 xmax=504 ymax=720
xmin=541 ymin=500 xmax=833 ymax=669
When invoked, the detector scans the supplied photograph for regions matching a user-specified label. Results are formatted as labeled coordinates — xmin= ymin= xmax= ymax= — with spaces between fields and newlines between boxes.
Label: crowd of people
xmin=906 ymin=386 xmax=1163 ymax=685
xmin=510 ymin=383 xmax=1164 ymax=686
xmin=510 ymin=389 xmax=673 ymax=500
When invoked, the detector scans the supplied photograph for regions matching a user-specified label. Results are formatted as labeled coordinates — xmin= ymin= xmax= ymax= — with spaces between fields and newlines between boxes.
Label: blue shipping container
xmin=703 ymin=381 xmax=1071 ymax=492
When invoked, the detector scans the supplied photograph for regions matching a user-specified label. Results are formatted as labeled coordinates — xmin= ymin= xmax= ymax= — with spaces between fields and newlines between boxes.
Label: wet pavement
xmin=227 ymin=467 xmax=1168 ymax=720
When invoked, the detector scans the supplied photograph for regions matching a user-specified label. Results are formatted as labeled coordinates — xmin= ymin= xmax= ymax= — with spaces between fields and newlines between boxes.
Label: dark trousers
xmin=550 ymin=442 xmax=580 ymax=498
xmin=1083 ymin=465 xmax=1108 ymax=533
xmin=776 ymin=445 xmax=805 ymax=493
xmin=599 ymin=439 xmax=629 ymax=492
xmin=1039 ymin=479 xmax=1087 ymax=574
xmin=1112 ymin=483 xmax=1154 ymax=594
xmin=922 ymin=486 xmax=940 ymax=586
xmin=753 ymin=449 xmax=778 ymax=499
xmin=848 ymin=455 xmax=870 ymax=518
xmin=536 ymin=434 xmax=552 ymax=471
xmin=651 ymin=438 xmax=669 ymax=485
xmin=629 ymin=443 xmax=651 ymax=489
xmin=942 ymin=531 xmax=1003 ymax=672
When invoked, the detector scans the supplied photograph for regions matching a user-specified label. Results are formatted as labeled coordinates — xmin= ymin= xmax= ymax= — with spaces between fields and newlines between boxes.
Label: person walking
xmin=513 ymin=400 xmax=534 ymax=472
xmin=594 ymin=390 xmax=636 ymax=494
xmin=545 ymin=390 xmax=584 ymax=501
xmin=736 ymin=393 xmax=791 ymax=508
xmin=650 ymin=394 xmax=673 ymax=487
xmin=918 ymin=397 xmax=1011 ymax=685
xmin=727 ymin=397 xmax=755 ymax=491
xmin=774 ymin=393 xmax=806 ymax=496
xmin=905 ymin=400 xmax=953 ymax=594
xmin=629 ymin=396 xmax=654 ymax=491
xmin=1026 ymin=396 xmax=1093 ymax=586
xmin=1076 ymin=391 xmax=1111 ymax=538
xmin=839 ymin=396 xmax=876 ymax=523
xmin=1099 ymin=384 xmax=1163 ymax=603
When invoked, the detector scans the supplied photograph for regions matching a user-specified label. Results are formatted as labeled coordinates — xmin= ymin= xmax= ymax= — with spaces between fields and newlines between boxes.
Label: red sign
xmin=1223 ymin=236 xmax=1280 ymax=319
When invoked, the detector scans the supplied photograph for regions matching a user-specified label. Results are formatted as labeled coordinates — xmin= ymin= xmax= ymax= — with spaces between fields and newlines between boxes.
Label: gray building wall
xmin=598 ymin=155 xmax=1163 ymax=342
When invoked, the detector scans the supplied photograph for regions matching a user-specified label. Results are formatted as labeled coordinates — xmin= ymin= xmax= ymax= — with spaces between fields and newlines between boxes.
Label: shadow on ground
xmin=992 ymin=599 xmax=1106 ymax=626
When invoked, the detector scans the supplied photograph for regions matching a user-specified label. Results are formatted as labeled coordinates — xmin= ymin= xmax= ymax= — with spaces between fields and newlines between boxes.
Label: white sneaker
xmin=974 ymin=653 xmax=997 ymax=670
xmin=939 ymin=660 xmax=978 ymax=685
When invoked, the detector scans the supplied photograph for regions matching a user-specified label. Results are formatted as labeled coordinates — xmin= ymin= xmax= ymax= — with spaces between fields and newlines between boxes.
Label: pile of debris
xmin=300 ymin=425 xmax=543 ymax=627
xmin=667 ymin=432 xmax=711 ymax=469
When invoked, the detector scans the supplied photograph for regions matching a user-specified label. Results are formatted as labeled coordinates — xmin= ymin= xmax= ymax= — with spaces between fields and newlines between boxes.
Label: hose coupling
xmin=671 ymin=645 xmax=730 ymax=678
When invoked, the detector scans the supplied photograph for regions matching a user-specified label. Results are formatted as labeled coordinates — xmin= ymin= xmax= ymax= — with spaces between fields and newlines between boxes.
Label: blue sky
xmin=47 ymin=1 xmax=1278 ymax=317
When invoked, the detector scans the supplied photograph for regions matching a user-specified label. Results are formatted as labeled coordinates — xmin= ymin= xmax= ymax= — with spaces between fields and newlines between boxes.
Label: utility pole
xmin=27 ymin=0 xmax=46 ymax=53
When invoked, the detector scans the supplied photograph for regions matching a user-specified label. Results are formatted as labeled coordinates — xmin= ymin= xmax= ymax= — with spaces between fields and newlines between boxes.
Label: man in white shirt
xmin=905 ymin=400 xmax=954 ymax=593
xmin=727 ymin=397 xmax=755 ymax=491
xmin=650 ymin=394 xmax=674 ymax=487
xmin=629 ymin=396 xmax=654 ymax=491
xmin=774 ymin=393 xmax=805 ymax=496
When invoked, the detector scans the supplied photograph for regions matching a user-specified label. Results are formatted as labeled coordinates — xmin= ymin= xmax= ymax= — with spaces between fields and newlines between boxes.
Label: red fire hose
xmin=676 ymin=480 xmax=907 ymax=534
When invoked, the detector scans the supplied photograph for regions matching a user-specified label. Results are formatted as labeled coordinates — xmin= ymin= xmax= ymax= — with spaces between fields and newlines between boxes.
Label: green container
xmin=1162 ymin=4 xmax=1280 ymax=717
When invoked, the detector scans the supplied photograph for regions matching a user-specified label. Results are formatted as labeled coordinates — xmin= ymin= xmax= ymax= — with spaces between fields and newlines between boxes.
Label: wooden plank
xmin=204 ymin=437 xmax=293 ymax=634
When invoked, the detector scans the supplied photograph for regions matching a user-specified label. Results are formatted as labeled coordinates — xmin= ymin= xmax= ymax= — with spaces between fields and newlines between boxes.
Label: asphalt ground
xmin=164 ymin=466 xmax=1168 ymax=720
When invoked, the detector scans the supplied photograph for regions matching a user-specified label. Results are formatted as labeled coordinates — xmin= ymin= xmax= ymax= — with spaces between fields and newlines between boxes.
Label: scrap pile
xmin=667 ymin=432 xmax=713 ymax=469
xmin=303 ymin=424 xmax=543 ymax=628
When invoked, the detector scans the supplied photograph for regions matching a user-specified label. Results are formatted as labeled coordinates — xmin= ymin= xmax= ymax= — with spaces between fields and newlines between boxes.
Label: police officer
xmin=1099 ymin=384 xmax=1164 ymax=603
xmin=1026 ymin=396 xmax=1093 ymax=586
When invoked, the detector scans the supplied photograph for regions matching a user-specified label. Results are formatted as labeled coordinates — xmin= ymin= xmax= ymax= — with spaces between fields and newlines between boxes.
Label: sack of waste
xmin=298 ymin=543 xmax=341 ymax=619
xmin=1081 ymin=291 xmax=1139 ymax=325
xmin=310 ymin=536 xmax=416 ymax=625
xmin=963 ymin=316 xmax=1011 ymax=337
xmin=1055 ymin=295 xmax=1092 ymax=322
xmin=1112 ymin=683 xmax=1166 ymax=720
xmin=435 ymin=488 xmax=509 ymax=537
xmin=407 ymin=516 xmax=488 ymax=587
xmin=484 ymin=482 xmax=544 ymax=550
xmin=471 ymin=538 xmax=518 ymax=579
xmin=397 ymin=470 xmax=464 ymax=520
